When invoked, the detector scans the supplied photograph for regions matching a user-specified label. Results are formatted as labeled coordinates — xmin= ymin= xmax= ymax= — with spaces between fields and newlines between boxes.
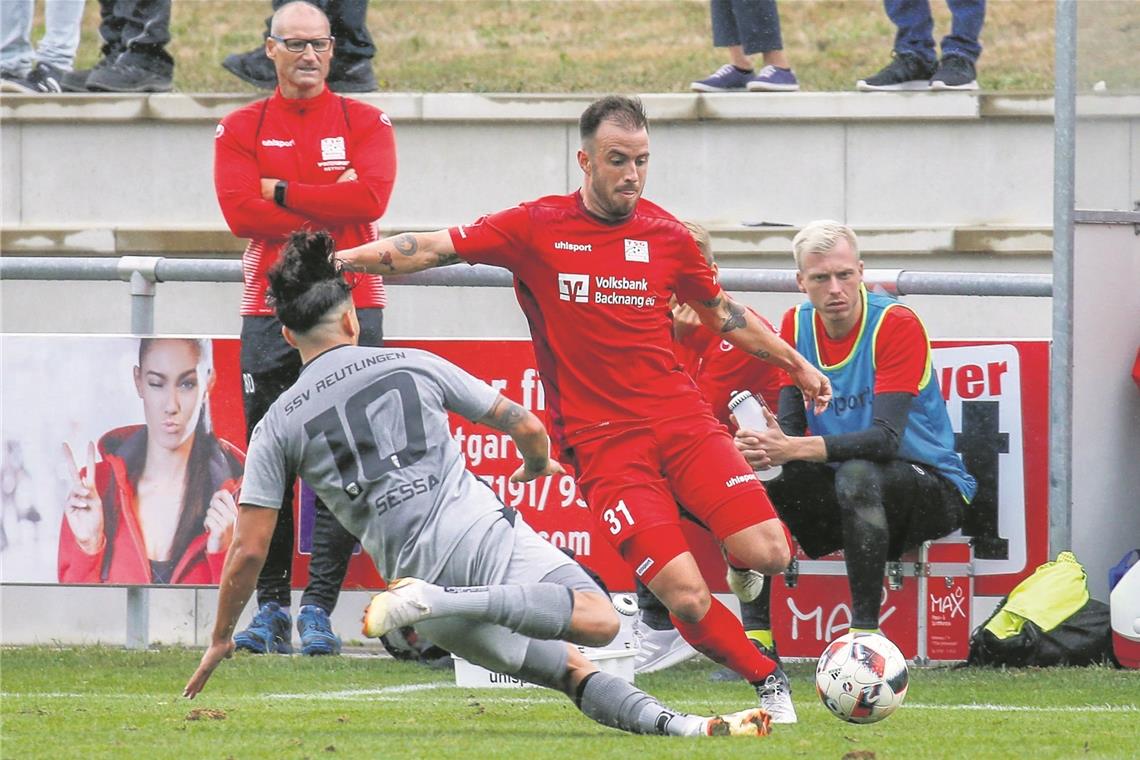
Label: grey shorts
xmin=416 ymin=515 xmax=599 ymax=676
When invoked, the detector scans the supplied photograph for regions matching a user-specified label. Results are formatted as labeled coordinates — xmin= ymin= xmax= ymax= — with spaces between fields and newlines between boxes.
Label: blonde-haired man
xmin=734 ymin=220 xmax=975 ymax=641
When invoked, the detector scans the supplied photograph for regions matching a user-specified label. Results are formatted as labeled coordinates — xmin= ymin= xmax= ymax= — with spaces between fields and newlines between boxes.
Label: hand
xmin=509 ymin=457 xmax=566 ymax=484
xmin=260 ymin=177 xmax=279 ymax=201
xmin=63 ymin=441 xmax=105 ymax=555
xmin=788 ymin=362 xmax=832 ymax=413
xmin=336 ymin=168 xmax=357 ymax=183
xmin=183 ymin=639 xmax=235 ymax=699
xmin=204 ymin=488 xmax=238 ymax=554
xmin=671 ymin=302 xmax=702 ymax=341
xmin=734 ymin=406 xmax=792 ymax=468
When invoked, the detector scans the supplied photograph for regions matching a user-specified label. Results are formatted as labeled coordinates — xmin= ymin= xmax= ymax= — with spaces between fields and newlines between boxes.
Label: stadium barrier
xmin=0 ymin=257 xmax=1052 ymax=653
xmin=784 ymin=539 xmax=976 ymax=664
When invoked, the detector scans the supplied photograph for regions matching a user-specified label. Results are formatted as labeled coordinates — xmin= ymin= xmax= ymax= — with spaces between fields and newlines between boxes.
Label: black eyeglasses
xmin=269 ymin=35 xmax=335 ymax=53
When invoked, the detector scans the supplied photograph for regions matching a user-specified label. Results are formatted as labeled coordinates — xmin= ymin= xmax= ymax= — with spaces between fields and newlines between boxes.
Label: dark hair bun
xmin=266 ymin=230 xmax=352 ymax=331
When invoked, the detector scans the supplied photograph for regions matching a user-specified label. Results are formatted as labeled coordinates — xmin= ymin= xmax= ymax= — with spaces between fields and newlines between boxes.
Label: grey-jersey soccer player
xmin=184 ymin=230 xmax=772 ymax=738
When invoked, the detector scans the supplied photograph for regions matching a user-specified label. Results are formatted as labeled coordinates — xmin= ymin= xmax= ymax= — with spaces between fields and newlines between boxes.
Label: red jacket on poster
xmin=58 ymin=426 xmax=245 ymax=584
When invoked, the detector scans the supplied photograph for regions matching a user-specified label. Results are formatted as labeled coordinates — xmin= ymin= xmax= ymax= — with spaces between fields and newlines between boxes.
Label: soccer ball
xmin=815 ymin=632 xmax=909 ymax=724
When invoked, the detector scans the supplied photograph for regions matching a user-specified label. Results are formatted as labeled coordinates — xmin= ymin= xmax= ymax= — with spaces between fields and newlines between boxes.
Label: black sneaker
xmin=856 ymin=52 xmax=936 ymax=92
xmin=328 ymin=57 xmax=377 ymax=93
xmin=930 ymin=54 xmax=979 ymax=91
xmin=86 ymin=61 xmax=173 ymax=93
xmin=221 ymin=47 xmax=276 ymax=89
xmin=61 ymin=56 xmax=115 ymax=92
xmin=15 ymin=63 xmax=67 ymax=93
xmin=1 ymin=70 xmax=34 ymax=93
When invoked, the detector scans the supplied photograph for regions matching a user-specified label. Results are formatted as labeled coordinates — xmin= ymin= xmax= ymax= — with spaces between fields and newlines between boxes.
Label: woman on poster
xmin=58 ymin=338 xmax=244 ymax=584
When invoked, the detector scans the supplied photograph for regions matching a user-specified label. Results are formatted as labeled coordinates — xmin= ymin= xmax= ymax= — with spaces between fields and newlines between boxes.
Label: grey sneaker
xmin=755 ymin=667 xmax=798 ymax=724
xmin=61 ymin=56 xmax=115 ymax=92
xmin=86 ymin=61 xmax=172 ymax=93
xmin=930 ymin=54 xmax=979 ymax=90
xmin=328 ymin=57 xmax=378 ymax=93
xmin=856 ymin=52 xmax=936 ymax=91
xmin=221 ymin=47 xmax=276 ymax=89
xmin=633 ymin=619 xmax=700 ymax=674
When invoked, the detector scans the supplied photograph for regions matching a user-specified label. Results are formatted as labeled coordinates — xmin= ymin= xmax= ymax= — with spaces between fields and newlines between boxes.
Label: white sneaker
xmin=721 ymin=546 xmax=765 ymax=602
xmin=705 ymin=707 xmax=773 ymax=737
xmin=755 ymin=668 xmax=797 ymax=724
xmin=633 ymin=621 xmax=700 ymax=674
xmin=361 ymin=577 xmax=432 ymax=638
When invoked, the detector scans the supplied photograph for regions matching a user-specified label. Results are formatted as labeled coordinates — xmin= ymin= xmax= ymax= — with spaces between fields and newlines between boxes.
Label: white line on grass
xmin=905 ymin=703 xmax=1138 ymax=713
xmin=4 ymin=691 xmax=1136 ymax=713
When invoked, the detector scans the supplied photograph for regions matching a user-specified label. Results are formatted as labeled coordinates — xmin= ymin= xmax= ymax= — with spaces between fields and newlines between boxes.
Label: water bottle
xmin=727 ymin=390 xmax=783 ymax=481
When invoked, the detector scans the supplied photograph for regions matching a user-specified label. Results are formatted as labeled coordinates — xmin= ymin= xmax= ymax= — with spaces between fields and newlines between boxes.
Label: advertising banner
xmin=1 ymin=336 xmax=1047 ymax=619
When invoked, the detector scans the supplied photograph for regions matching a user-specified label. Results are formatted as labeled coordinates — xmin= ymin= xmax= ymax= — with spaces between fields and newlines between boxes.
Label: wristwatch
xmin=273 ymin=180 xmax=288 ymax=207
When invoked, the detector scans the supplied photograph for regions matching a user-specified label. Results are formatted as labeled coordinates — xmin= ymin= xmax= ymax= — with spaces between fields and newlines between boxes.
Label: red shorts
xmin=572 ymin=411 xmax=778 ymax=566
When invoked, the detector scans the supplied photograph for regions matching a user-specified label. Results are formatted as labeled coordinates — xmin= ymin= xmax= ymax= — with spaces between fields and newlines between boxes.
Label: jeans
xmin=241 ymin=308 xmax=384 ymax=613
xmin=97 ymin=0 xmax=172 ymax=73
xmin=885 ymin=0 xmax=985 ymax=64
xmin=0 ymin=0 xmax=84 ymax=76
xmin=265 ymin=0 xmax=375 ymax=61
xmin=710 ymin=0 xmax=783 ymax=55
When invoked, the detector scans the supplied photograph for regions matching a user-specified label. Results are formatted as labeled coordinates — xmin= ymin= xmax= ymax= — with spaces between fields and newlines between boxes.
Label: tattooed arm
xmin=477 ymin=395 xmax=566 ymax=483
xmin=335 ymin=230 xmax=461 ymax=275
xmin=688 ymin=289 xmax=833 ymax=411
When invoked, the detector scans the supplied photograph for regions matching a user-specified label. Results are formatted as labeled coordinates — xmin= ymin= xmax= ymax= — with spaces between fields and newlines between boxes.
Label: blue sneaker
xmin=747 ymin=65 xmax=800 ymax=92
xmin=233 ymin=602 xmax=293 ymax=654
xmin=691 ymin=64 xmax=755 ymax=92
xmin=297 ymin=605 xmax=342 ymax=656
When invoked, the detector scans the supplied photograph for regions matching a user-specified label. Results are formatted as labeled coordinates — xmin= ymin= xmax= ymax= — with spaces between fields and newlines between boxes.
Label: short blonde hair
xmin=682 ymin=220 xmax=713 ymax=265
xmin=792 ymin=220 xmax=859 ymax=270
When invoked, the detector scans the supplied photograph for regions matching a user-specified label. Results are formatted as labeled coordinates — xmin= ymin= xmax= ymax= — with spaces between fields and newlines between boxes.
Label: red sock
xmin=670 ymin=597 xmax=777 ymax=683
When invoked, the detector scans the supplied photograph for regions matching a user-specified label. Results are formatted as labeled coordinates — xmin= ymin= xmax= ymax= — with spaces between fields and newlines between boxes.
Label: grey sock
xmin=576 ymin=671 xmax=706 ymax=736
xmin=423 ymin=582 xmax=574 ymax=640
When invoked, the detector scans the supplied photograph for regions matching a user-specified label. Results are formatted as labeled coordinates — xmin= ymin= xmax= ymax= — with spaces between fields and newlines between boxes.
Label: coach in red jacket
xmin=212 ymin=0 xmax=396 ymax=656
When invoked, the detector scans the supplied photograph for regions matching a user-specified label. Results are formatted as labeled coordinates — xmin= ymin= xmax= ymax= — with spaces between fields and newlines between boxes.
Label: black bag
xmin=967 ymin=551 xmax=1115 ymax=667
xmin=968 ymin=597 xmax=1114 ymax=667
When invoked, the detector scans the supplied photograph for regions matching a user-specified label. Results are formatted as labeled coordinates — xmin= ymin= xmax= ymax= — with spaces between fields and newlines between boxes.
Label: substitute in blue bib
xmin=733 ymin=220 xmax=976 ymax=637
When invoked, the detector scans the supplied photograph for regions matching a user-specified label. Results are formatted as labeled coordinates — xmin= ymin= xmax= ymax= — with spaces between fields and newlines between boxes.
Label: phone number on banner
xmin=478 ymin=474 xmax=587 ymax=511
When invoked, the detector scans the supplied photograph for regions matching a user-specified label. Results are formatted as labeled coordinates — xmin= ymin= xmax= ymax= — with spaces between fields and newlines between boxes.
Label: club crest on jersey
xmin=321 ymin=136 xmax=346 ymax=161
xmin=557 ymin=273 xmax=590 ymax=303
xmin=624 ymin=238 xmax=649 ymax=263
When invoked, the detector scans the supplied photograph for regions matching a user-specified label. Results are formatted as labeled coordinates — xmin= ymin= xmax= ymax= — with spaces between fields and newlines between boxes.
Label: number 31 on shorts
xmin=603 ymin=499 xmax=635 ymax=536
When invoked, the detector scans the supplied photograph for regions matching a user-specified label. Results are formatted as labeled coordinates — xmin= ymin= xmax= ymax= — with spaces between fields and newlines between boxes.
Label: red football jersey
xmin=777 ymin=303 xmax=928 ymax=394
xmin=677 ymin=307 xmax=783 ymax=428
xmin=450 ymin=192 xmax=721 ymax=446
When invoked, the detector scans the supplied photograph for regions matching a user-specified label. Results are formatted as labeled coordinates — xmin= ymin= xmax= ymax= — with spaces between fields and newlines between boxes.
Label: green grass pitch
xmin=1 ymin=647 xmax=1136 ymax=759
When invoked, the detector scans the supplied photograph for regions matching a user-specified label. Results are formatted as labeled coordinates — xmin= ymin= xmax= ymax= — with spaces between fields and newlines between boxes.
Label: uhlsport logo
xmin=624 ymin=238 xmax=649 ymax=262
xmin=261 ymin=138 xmax=295 ymax=147
xmin=321 ymin=136 xmax=346 ymax=161
xmin=557 ymin=273 xmax=590 ymax=303
xmin=554 ymin=240 xmax=592 ymax=253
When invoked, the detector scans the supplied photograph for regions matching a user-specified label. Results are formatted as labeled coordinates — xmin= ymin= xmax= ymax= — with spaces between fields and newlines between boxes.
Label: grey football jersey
xmin=241 ymin=345 xmax=506 ymax=583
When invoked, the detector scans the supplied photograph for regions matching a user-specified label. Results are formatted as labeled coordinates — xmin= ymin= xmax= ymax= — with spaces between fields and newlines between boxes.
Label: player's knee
xmin=748 ymin=523 xmax=790 ymax=574
xmin=835 ymin=459 xmax=881 ymax=504
xmin=567 ymin=591 xmax=620 ymax=648
xmin=660 ymin=583 xmax=711 ymax=625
